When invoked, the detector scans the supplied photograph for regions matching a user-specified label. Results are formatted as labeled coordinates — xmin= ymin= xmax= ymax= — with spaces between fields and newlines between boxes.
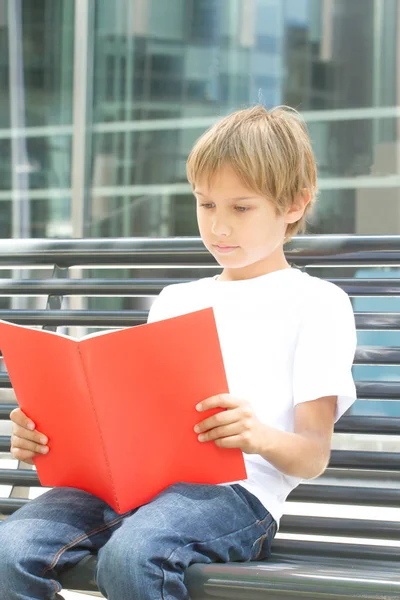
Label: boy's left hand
xmin=194 ymin=394 xmax=267 ymax=454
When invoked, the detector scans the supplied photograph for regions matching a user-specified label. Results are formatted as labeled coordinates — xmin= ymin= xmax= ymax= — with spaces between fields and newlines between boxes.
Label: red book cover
xmin=0 ymin=308 xmax=246 ymax=513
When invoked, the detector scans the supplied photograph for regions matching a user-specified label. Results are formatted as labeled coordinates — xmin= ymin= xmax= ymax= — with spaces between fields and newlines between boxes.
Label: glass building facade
xmin=1 ymin=0 xmax=400 ymax=239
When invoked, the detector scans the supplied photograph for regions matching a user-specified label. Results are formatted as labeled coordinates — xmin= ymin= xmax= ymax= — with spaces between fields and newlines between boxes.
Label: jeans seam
xmin=251 ymin=518 xmax=277 ymax=559
xmin=40 ymin=513 xmax=127 ymax=578
xmin=230 ymin=485 xmax=268 ymax=523
xmin=230 ymin=486 xmax=277 ymax=556
xmin=48 ymin=577 xmax=62 ymax=596
xmin=160 ymin=516 xmax=274 ymax=600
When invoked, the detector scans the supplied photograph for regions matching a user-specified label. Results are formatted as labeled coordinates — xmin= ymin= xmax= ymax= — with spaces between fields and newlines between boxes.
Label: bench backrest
xmin=0 ymin=235 xmax=399 ymax=561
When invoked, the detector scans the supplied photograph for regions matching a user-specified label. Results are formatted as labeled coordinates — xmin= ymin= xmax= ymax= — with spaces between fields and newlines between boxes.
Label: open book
xmin=0 ymin=308 xmax=246 ymax=513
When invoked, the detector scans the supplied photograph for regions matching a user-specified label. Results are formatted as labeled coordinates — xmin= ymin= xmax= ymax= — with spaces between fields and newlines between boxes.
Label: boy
xmin=0 ymin=105 xmax=357 ymax=600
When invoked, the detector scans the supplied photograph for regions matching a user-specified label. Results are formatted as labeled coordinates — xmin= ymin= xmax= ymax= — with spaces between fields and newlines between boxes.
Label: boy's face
xmin=194 ymin=163 xmax=305 ymax=281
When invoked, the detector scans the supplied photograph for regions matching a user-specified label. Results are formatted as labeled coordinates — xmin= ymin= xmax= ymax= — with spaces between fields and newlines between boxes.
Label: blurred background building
xmin=0 ymin=0 xmax=399 ymax=240
xmin=0 ymin=0 xmax=399 ymax=418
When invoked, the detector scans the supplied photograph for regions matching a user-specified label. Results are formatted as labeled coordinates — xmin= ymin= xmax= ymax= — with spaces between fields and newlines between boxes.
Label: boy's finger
xmin=10 ymin=408 xmax=35 ymax=431
xmin=214 ymin=434 xmax=243 ymax=449
xmin=194 ymin=407 xmax=240 ymax=433
xmin=10 ymin=447 xmax=35 ymax=464
xmin=198 ymin=422 xmax=242 ymax=442
xmin=12 ymin=424 xmax=48 ymax=445
xmin=11 ymin=435 xmax=49 ymax=455
xmin=196 ymin=394 xmax=236 ymax=412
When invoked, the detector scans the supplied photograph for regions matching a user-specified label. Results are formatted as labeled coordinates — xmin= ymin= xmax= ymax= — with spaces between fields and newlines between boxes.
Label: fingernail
xmin=196 ymin=403 xmax=202 ymax=411
xmin=27 ymin=422 xmax=35 ymax=431
xmin=40 ymin=436 xmax=48 ymax=445
xmin=41 ymin=446 xmax=49 ymax=454
xmin=194 ymin=425 xmax=200 ymax=433
xmin=198 ymin=434 xmax=205 ymax=442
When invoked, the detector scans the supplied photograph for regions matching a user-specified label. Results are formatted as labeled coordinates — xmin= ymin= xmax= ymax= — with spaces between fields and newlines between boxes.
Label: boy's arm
xmin=196 ymin=285 xmax=356 ymax=478
xmin=257 ymin=395 xmax=337 ymax=479
xmin=195 ymin=393 xmax=337 ymax=480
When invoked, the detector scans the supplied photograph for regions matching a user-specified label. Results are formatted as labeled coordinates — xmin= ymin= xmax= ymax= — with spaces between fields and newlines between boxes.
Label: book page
xmin=0 ymin=319 xmax=74 ymax=340
xmin=0 ymin=320 xmax=119 ymax=507
xmin=79 ymin=327 xmax=124 ymax=341
xmin=80 ymin=308 xmax=246 ymax=513
xmin=0 ymin=319 xmax=124 ymax=343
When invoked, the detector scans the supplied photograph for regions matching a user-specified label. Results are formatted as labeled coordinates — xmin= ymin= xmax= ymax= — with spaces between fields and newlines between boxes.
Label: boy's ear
xmin=285 ymin=188 xmax=311 ymax=224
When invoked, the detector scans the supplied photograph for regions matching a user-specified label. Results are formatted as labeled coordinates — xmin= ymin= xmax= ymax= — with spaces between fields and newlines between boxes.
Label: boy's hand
xmin=194 ymin=394 xmax=267 ymax=454
xmin=10 ymin=408 xmax=49 ymax=465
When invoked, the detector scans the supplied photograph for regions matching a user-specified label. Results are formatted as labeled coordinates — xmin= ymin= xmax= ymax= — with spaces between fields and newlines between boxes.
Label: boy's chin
xmin=211 ymin=255 xmax=248 ymax=269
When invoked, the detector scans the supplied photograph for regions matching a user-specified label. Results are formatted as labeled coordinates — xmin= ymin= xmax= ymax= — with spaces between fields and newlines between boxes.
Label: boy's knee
xmin=0 ymin=519 xmax=64 ymax=599
xmin=0 ymin=518 xmax=33 ymax=559
xmin=96 ymin=528 xmax=193 ymax=599
xmin=97 ymin=529 xmax=150 ymax=572
xmin=0 ymin=520 xmax=31 ymax=583
xmin=96 ymin=529 xmax=167 ymax=593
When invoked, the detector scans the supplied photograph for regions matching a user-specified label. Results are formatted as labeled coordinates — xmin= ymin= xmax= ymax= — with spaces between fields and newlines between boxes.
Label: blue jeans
xmin=0 ymin=483 xmax=276 ymax=600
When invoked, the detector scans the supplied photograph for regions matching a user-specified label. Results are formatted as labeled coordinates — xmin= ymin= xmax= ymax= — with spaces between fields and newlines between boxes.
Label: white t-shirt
xmin=147 ymin=267 xmax=357 ymax=523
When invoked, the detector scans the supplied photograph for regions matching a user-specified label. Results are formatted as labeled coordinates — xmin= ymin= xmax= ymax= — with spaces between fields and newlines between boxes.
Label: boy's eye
xmin=198 ymin=203 xmax=249 ymax=212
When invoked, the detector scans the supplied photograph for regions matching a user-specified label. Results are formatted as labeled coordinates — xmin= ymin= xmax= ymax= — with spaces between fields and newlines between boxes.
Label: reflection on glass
xmin=87 ymin=0 xmax=400 ymax=238
xmin=0 ymin=0 xmax=399 ymax=238
xmin=0 ymin=0 xmax=74 ymax=238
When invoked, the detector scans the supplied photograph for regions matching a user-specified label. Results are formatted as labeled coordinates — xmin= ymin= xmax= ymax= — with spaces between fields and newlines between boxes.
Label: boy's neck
xmin=217 ymin=257 xmax=291 ymax=282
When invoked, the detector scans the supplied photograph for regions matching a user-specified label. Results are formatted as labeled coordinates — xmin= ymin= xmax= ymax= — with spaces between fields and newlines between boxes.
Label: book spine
xmin=77 ymin=343 xmax=120 ymax=512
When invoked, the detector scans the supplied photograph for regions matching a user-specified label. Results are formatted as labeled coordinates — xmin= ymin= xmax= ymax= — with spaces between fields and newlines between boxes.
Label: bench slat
xmin=271 ymin=538 xmax=400 ymax=561
xmin=1 ymin=440 xmax=400 ymax=471
xmin=330 ymin=450 xmax=400 ymax=470
xmin=0 ymin=310 xmax=399 ymax=331
xmin=185 ymin=557 xmax=400 ymax=599
xmin=0 ymin=278 xmax=399 ymax=297
xmin=329 ymin=279 xmax=400 ymax=294
xmin=0 ymin=435 xmax=10 ymax=451
xmin=1 ymin=381 xmax=399 ymax=398
xmin=1 ymin=470 xmax=399 ymax=508
xmin=280 ymin=514 xmax=400 ymax=539
xmin=0 ymin=404 xmax=15 ymax=418
xmin=289 ymin=483 xmax=400 ymax=505
xmin=0 ymin=309 xmax=148 ymax=327
xmin=1 ymin=405 xmax=399 ymax=434
xmin=4 ymin=474 xmax=400 ymax=508
xmin=355 ymin=346 xmax=400 ymax=364
xmin=0 ymin=279 xmax=188 ymax=296
xmin=355 ymin=313 xmax=400 ymax=330
xmin=9 ymin=402 xmax=400 ymax=434
xmin=1 ymin=445 xmax=400 ymax=471
xmin=356 ymin=380 xmax=400 ymax=398
xmin=0 ymin=469 xmax=40 ymax=486
xmin=335 ymin=415 xmax=400 ymax=433
xmin=0 ymin=235 xmax=399 ymax=266
xmin=0 ymin=498 xmax=26 ymax=514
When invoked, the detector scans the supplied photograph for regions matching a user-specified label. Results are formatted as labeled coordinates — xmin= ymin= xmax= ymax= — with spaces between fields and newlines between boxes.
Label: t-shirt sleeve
xmin=292 ymin=283 xmax=357 ymax=422
xmin=146 ymin=288 xmax=168 ymax=324
xmin=147 ymin=285 xmax=177 ymax=323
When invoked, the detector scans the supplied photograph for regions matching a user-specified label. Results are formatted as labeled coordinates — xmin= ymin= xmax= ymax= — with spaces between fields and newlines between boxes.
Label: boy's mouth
xmin=213 ymin=244 xmax=239 ymax=254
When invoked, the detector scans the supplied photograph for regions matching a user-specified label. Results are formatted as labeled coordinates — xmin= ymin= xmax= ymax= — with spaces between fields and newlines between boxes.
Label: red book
xmin=0 ymin=308 xmax=246 ymax=513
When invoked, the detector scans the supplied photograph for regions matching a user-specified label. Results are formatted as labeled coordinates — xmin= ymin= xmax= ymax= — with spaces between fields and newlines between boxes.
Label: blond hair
xmin=186 ymin=104 xmax=317 ymax=243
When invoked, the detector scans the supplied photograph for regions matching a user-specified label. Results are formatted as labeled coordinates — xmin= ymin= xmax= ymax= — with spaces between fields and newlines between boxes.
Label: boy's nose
xmin=211 ymin=216 xmax=231 ymax=236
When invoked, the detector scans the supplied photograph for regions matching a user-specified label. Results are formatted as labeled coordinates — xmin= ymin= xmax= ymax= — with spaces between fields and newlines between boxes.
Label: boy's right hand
xmin=10 ymin=408 xmax=49 ymax=465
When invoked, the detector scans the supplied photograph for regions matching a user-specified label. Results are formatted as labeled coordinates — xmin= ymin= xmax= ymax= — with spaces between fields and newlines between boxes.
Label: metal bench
xmin=0 ymin=235 xmax=399 ymax=598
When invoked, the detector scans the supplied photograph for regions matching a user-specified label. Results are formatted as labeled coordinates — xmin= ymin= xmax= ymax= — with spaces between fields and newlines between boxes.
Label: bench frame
xmin=0 ymin=234 xmax=399 ymax=598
